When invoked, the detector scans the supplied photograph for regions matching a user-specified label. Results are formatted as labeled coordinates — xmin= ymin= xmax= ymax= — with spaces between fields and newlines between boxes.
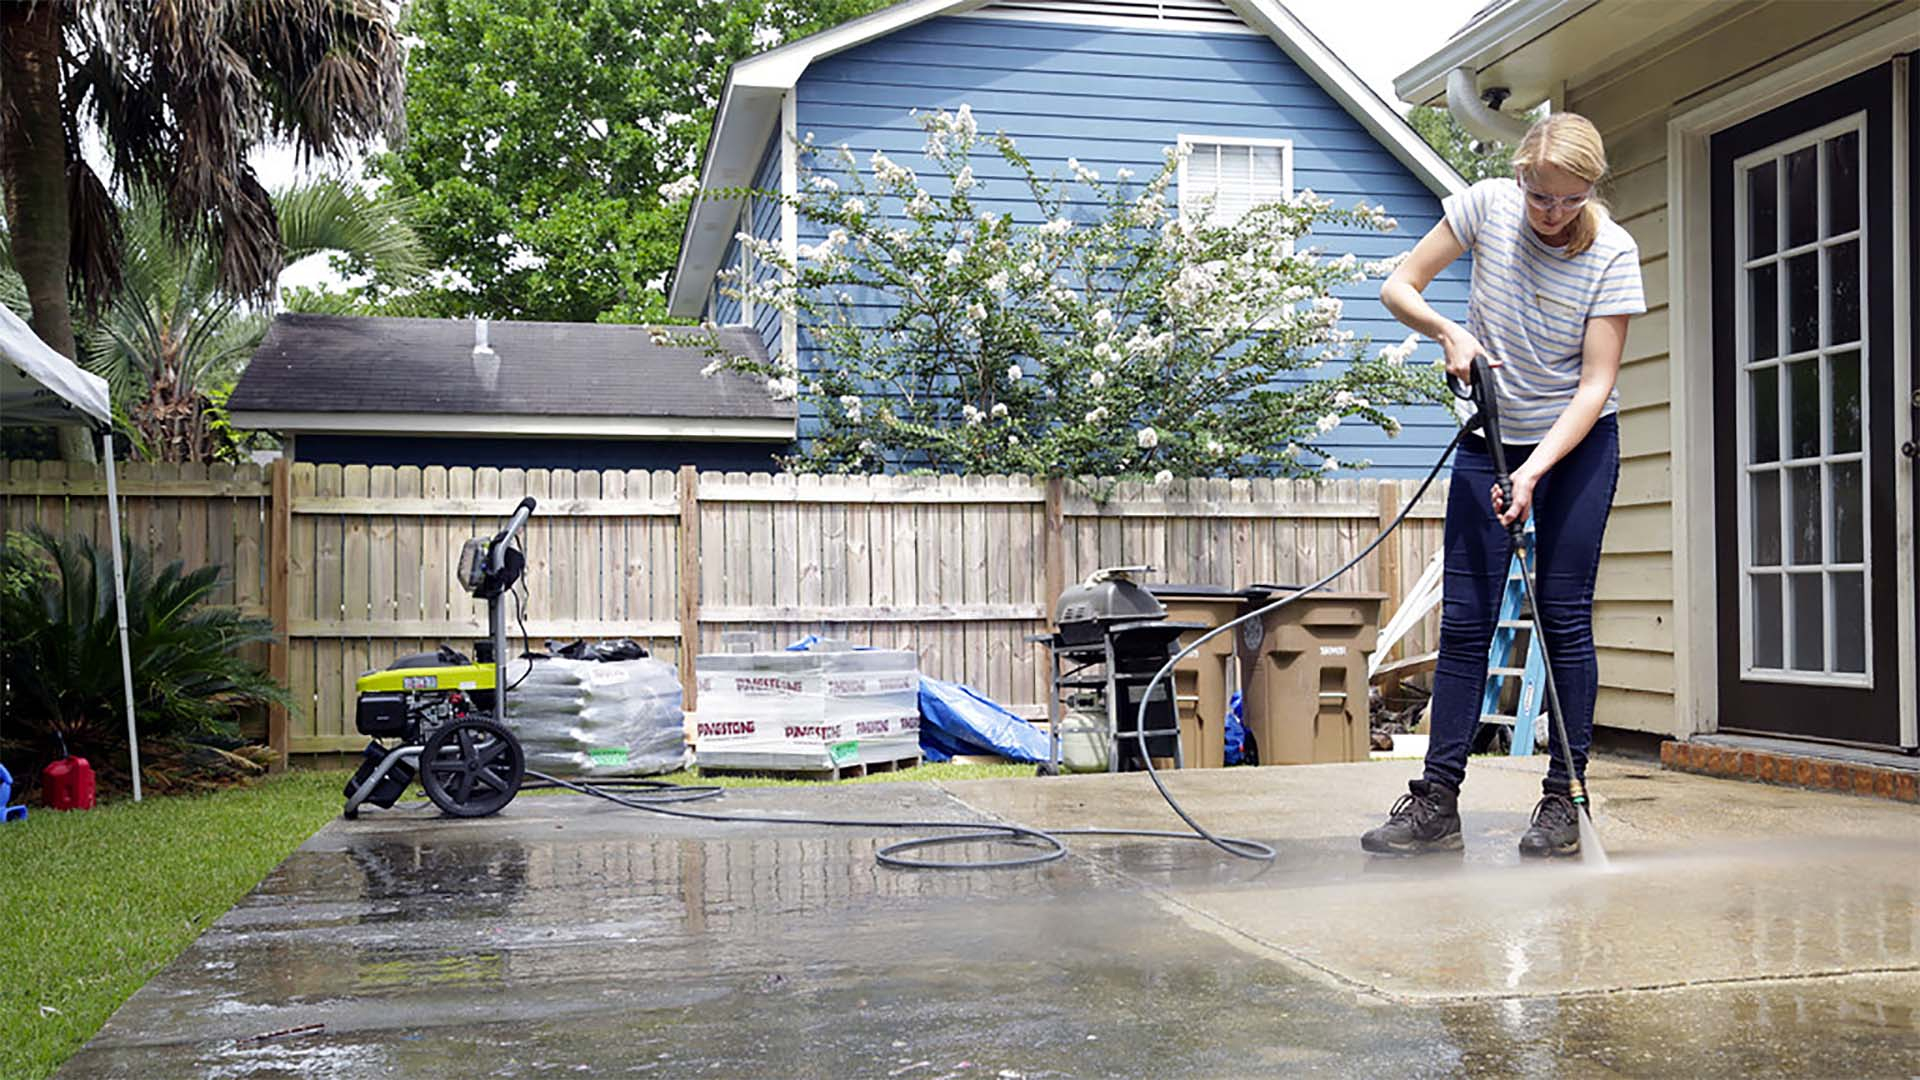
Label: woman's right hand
xmin=1440 ymin=325 xmax=1496 ymax=385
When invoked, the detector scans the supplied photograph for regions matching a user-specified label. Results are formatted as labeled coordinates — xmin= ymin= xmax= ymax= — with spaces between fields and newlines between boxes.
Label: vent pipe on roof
xmin=471 ymin=317 xmax=500 ymax=392
xmin=1446 ymin=66 xmax=1532 ymax=148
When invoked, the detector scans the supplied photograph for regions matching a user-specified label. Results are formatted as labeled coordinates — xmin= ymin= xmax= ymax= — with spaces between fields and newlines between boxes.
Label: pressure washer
xmin=342 ymin=497 xmax=538 ymax=819
xmin=338 ymin=356 xmax=1601 ymax=869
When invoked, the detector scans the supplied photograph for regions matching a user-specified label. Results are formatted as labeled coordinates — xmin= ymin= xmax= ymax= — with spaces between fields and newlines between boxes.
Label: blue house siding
xmin=790 ymin=14 xmax=1470 ymax=478
xmin=706 ymin=132 xmax=786 ymax=364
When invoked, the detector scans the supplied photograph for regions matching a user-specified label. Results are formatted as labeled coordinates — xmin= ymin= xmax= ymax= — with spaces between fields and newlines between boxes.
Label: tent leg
xmin=102 ymin=431 xmax=141 ymax=802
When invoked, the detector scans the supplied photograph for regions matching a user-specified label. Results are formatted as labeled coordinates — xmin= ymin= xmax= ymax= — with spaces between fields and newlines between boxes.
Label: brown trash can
xmin=1146 ymin=585 xmax=1246 ymax=769
xmin=1236 ymin=590 xmax=1386 ymax=765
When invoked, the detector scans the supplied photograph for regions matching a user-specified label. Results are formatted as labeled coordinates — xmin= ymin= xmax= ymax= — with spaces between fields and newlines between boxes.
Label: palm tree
xmin=3 ymin=179 xmax=428 ymax=462
xmin=0 ymin=0 xmax=404 ymax=462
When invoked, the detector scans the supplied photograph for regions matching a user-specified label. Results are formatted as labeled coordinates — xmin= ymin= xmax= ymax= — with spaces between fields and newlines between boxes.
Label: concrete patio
xmin=61 ymin=756 xmax=1920 ymax=1077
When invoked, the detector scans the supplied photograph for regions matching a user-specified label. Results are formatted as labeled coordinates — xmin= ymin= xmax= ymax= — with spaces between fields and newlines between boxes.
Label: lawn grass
xmin=0 ymin=769 xmax=349 ymax=1080
xmin=0 ymin=756 xmax=1034 ymax=1078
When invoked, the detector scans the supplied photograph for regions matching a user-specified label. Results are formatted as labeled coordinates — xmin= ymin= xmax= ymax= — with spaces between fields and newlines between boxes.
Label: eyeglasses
xmin=1519 ymin=178 xmax=1593 ymax=212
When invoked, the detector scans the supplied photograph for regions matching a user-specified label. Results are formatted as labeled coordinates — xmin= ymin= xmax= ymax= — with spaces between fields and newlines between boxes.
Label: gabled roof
xmin=228 ymin=314 xmax=792 ymax=439
xmin=667 ymin=0 xmax=1466 ymax=317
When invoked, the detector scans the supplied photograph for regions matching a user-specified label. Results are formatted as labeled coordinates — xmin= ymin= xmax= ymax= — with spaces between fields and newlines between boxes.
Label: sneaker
xmin=1360 ymin=779 xmax=1463 ymax=855
xmin=1518 ymin=792 xmax=1581 ymax=858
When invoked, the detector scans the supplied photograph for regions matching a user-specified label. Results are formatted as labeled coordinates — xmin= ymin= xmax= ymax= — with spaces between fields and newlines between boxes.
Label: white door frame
xmin=1667 ymin=21 xmax=1919 ymax=745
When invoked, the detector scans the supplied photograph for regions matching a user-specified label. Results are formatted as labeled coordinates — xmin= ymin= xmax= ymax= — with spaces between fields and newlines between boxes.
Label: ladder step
xmin=1481 ymin=713 xmax=1516 ymax=724
xmin=1488 ymin=666 xmax=1526 ymax=677
xmin=1497 ymin=619 xmax=1530 ymax=629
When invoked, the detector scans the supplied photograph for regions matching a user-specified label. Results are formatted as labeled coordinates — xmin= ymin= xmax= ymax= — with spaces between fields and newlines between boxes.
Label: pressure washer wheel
xmin=419 ymin=718 xmax=525 ymax=818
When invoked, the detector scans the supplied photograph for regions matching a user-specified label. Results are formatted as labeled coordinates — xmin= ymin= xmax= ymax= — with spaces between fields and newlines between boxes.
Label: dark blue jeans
xmin=1424 ymin=413 xmax=1619 ymax=797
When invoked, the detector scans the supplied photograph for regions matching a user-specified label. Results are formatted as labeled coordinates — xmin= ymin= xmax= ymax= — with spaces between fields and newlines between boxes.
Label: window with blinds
xmin=1176 ymin=136 xmax=1292 ymax=228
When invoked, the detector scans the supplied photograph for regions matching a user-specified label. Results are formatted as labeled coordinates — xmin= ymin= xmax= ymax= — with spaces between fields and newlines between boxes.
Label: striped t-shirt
xmin=1444 ymin=178 xmax=1647 ymax=443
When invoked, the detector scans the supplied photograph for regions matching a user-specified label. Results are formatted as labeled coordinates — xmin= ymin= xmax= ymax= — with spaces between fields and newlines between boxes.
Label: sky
xmin=266 ymin=0 xmax=1486 ymax=291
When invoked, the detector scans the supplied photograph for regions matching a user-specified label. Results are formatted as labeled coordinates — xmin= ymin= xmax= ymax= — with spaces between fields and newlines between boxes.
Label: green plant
xmin=0 ymin=529 xmax=289 ymax=765
xmin=682 ymin=106 xmax=1444 ymax=480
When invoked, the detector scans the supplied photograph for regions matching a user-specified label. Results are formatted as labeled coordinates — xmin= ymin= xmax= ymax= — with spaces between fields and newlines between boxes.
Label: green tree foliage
xmin=1408 ymin=106 xmax=1515 ymax=182
xmin=369 ymin=0 xmax=890 ymax=324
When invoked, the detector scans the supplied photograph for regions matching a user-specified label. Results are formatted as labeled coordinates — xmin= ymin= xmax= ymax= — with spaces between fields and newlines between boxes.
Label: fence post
xmin=677 ymin=465 xmax=700 ymax=711
xmin=1043 ymin=476 xmax=1065 ymax=610
xmin=267 ymin=458 xmax=291 ymax=770
xmin=1375 ymin=478 xmax=1406 ymax=698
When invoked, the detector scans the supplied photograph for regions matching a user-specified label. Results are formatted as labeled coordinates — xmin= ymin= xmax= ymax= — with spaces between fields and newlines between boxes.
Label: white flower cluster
xmin=961 ymin=403 xmax=986 ymax=426
xmin=839 ymin=394 xmax=863 ymax=421
xmin=658 ymin=174 xmax=700 ymax=201
xmin=1376 ymin=332 xmax=1420 ymax=365
xmin=807 ymin=174 xmax=840 ymax=193
xmin=869 ymin=150 xmax=915 ymax=188
xmin=921 ymin=103 xmax=979 ymax=163
xmin=955 ymin=165 xmax=977 ymax=191
xmin=1136 ymin=427 xmax=1159 ymax=450
xmin=1067 ymin=157 xmax=1100 ymax=184
xmin=1039 ymin=218 xmax=1072 ymax=238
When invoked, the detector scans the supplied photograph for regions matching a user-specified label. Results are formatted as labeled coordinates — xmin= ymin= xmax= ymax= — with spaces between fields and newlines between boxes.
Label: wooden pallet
xmin=696 ymin=752 xmax=923 ymax=782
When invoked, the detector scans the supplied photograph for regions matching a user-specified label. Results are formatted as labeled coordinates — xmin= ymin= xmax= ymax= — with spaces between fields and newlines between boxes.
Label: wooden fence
xmin=2 ymin=460 xmax=1448 ymax=762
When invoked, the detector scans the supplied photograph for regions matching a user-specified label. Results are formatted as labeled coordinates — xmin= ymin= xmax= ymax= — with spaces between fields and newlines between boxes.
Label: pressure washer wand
xmin=1449 ymin=357 xmax=1592 ymax=818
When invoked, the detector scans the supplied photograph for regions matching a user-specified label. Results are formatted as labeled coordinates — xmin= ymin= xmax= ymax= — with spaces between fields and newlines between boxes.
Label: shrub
xmin=0 ymin=529 xmax=289 ymax=771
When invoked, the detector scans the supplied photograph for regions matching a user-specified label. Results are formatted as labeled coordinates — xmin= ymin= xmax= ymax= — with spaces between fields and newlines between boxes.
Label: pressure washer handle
xmin=492 ymin=497 xmax=538 ymax=572
xmin=1446 ymin=355 xmax=1522 ymax=539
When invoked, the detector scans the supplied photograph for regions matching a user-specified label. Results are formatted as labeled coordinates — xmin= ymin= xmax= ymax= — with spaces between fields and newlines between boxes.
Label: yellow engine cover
xmin=356 ymin=663 xmax=496 ymax=694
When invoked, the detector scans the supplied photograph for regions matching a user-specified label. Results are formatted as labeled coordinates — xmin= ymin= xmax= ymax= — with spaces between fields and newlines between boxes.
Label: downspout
xmin=1446 ymin=66 xmax=1533 ymax=146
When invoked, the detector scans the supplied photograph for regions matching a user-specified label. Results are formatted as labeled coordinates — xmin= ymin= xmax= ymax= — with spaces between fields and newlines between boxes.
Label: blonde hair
xmin=1513 ymin=112 xmax=1609 ymax=257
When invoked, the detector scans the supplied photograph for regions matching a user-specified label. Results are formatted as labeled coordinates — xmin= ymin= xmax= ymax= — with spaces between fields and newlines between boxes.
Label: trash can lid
xmin=1146 ymin=583 xmax=1243 ymax=599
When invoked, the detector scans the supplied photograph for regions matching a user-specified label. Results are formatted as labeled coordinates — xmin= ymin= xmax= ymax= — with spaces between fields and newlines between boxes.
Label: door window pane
xmin=1825 ymin=131 xmax=1858 ymax=235
xmin=1747 ymin=160 xmax=1777 ymax=257
xmin=1832 ymin=571 xmax=1865 ymax=674
xmin=1830 ymin=350 xmax=1861 ymax=453
xmin=1787 ymin=252 xmax=1820 ymax=353
xmin=1830 ymin=462 xmax=1862 ymax=563
xmin=1788 ymin=465 xmax=1821 ymax=564
xmin=1785 ymin=145 xmax=1818 ymax=248
xmin=1750 ymin=264 xmax=1778 ymax=360
xmin=1787 ymin=358 xmax=1820 ymax=459
xmin=1751 ymin=470 xmax=1781 ymax=566
xmin=1790 ymin=572 xmax=1824 ymax=671
xmin=1750 ymin=366 xmax=1779 ymax=462
xmin=1752 ymin=574 xmax=1783 ymax=669
xmin=1828 ymin=240 xmax=1859 ymax=345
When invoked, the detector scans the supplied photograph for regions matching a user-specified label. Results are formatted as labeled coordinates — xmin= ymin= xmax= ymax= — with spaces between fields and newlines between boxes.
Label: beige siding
xmin=1564 ymin=0 xmax=1914 ymax=736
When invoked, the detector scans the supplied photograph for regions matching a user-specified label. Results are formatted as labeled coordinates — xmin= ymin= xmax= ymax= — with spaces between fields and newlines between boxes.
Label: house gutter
xmin=1446 ymin=66 xmax=1533 ymax=146
xmin=1392 ymin=0 xmax=1593 ymax=106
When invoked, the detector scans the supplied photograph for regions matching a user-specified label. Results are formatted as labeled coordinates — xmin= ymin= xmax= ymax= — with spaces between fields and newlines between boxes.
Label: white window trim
xmin=955 ymin=4 xmax=1263 ymax=36
xmin=1667 ymin=19 xmax=1918 ymax=744
xmin=1175 ymin=133 xmax=1294 ymax=232
xmin=1730 ymin=114 xmax=1871 ymax=688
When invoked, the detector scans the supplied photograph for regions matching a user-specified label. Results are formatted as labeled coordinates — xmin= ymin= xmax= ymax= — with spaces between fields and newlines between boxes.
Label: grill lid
xmin=1055 ymin=566 xmax=1167 ymax=626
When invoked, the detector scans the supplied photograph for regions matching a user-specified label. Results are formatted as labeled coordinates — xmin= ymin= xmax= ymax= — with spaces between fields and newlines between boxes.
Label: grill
xmin=1030 ymin=567 xmax=1203 ymax=772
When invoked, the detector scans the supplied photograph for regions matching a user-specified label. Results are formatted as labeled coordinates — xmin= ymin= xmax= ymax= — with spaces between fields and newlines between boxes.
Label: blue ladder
xmin=1480 ymin=518 xmax=1547 ymax=756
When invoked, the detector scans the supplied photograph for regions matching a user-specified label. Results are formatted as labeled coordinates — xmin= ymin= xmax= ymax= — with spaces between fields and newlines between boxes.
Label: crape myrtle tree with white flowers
xmin=671 ymin=105 xmax=1443 ymax=480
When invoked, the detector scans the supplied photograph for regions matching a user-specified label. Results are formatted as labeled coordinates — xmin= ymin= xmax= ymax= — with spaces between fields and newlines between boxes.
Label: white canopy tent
xmin=1 ymin=304 xmax=143 ymax=800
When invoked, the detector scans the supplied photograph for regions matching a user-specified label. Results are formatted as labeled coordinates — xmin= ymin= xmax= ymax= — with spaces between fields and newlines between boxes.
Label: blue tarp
xmin=1224 ymin=692 xmax=1248 ymax=766
xmin=785 ymin=637 xmax=1049 ymax=763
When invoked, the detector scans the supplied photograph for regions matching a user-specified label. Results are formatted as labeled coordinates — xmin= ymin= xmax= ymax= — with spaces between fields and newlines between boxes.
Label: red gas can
xmin=42 ymin=756 xmax=96 ymax=811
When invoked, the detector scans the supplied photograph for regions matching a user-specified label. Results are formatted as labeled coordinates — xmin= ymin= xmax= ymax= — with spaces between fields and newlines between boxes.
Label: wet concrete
xmin=61 ymin=758 xmax=1920 ymax=1077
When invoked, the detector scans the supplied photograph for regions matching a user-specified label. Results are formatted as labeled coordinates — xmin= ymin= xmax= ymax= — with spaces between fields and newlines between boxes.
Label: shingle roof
xmin=229 ymin=314 xmax=790 ymax=420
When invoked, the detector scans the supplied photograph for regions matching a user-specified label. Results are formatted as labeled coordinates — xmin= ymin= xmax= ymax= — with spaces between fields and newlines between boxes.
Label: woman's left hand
xmin=1491 ymin=467 xmax=1538 ymax=528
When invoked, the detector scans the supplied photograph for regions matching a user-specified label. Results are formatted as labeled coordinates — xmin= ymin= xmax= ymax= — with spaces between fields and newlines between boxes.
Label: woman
xmin=1364 ymin=113 xmax=1646 ymax=858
